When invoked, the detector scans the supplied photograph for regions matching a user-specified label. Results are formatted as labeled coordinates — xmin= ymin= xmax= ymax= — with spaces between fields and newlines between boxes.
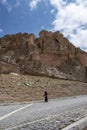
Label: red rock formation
xmin=0 ymin=30 xmax=87 ymax=82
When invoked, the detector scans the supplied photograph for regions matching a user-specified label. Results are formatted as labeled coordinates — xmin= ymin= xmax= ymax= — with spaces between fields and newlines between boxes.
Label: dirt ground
xmin=84 ymin=128 xmax=87 ymax=130
xmin=0 ymin=73 xmax=87 ymax=103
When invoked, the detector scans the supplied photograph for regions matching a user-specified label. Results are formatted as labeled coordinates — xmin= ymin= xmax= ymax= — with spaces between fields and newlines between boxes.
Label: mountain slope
xmin=0 ymin=30 xmax=87 ymax=82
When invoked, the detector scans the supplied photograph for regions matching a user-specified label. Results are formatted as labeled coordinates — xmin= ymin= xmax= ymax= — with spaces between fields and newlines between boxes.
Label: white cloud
xmin=15 ymin=0 xmax=21 ymax=7
xmin=49 ymin=0 xmax=87 ymax=51
xmin=0 ymin=29 xmax=3 ymax=33
xmin=1 ymin=0 xmax=7 ymax=4
xmin=29 ymin=0 xmax=41 ymax=11
xmin=0 ymin=0 xmax=22 ymax=12
xmin=84 ymin=49 xmax=87 ymax=52
xmin=50 ymin=9 xmax=55 ymax=14
xmin=1 ymin=0 xmax=42 ymax=11
xmin=41 ymin=25 xmax=45 ymax=29
xmin=1 ymin=0 xmax=12 ymax=12
xmin=1 ymin=0 xmax=87 ymax=51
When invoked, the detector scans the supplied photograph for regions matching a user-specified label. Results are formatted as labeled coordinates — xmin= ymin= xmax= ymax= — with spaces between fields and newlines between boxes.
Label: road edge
xmin=0 ymin=95 xmax=86 ymax=106
xmin=62 ymin=116 xmax=87 ymax=130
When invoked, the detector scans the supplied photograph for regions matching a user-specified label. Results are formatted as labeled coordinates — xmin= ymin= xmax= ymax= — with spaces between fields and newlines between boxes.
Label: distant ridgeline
xmin=0 ymin=30 xmax=87 ymax=82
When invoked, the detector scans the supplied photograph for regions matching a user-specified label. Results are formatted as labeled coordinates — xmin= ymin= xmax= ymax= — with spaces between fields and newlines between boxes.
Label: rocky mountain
xmin=0 ymin=30 xmax=87 ymax=82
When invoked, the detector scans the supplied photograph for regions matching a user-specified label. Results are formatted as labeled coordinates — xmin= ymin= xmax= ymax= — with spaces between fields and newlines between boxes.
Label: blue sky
xmin=0 ymin=0 xmax=54 ymax=36
xmin=0 ymin=0 xmax=87 ymax=51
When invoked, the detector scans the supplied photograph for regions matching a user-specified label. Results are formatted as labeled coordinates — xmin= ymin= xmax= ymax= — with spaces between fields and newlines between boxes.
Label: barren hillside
xmin=0 ymin=74 xmax=87 ymax=103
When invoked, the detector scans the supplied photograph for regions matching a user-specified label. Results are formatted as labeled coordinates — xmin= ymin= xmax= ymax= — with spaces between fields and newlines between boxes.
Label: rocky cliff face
xmin=0 ymin=30 xmax=87 ymax=82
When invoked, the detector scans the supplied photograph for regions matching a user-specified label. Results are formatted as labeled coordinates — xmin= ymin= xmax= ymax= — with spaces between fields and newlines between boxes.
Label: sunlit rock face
xmin=0 ymin=30 xmax=87 ymax=82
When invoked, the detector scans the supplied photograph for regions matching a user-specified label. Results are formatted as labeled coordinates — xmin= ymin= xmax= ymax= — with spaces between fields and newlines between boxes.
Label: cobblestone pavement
xmin=14 ymin=106 xmax=87 ymax=130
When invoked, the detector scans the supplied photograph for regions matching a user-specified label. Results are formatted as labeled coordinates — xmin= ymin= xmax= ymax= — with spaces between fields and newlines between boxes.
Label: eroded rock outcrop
xmin=0 ymin=30 xmax=87 ymax=82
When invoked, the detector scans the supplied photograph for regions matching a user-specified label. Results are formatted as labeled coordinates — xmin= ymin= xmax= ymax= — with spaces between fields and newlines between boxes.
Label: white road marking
xmin=0 ymin=103 xmax=33 ymax=121
xmin=5 ymin=116 xmax=51 ymax=130
xmin=5 ymin=107 xmax=85 ymax=130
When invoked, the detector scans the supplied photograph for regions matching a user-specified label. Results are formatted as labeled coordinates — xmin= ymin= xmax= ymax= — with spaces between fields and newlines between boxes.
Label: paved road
xmin=0 ymin=96 xmax=87 ymax=130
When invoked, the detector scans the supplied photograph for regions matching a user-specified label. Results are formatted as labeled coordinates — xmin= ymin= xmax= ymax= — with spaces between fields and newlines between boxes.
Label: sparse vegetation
xmin=0 ymin=74 xmax=87 ymax=103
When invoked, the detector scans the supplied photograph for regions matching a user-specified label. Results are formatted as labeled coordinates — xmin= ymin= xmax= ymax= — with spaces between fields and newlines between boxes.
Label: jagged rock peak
xmin=0 ymin=30 xmax=87 ymax=82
